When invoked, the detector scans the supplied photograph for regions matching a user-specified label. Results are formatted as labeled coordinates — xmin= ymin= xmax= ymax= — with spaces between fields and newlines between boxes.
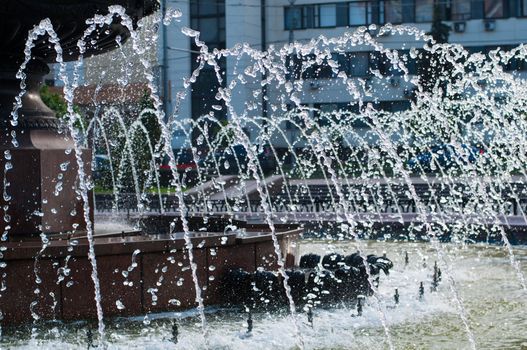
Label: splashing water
xmin=3 ymin=4 xmax=527 ymax=349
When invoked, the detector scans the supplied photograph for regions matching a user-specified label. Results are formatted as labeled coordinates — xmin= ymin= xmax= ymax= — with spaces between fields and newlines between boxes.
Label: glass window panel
xmin=349 ymin=52 xmax=370 ymax=77
xmin=385 ymin=0 xmax=403 ymax=23
xmin=349 ymin=2 xmax=368 ymax=25
xmin=332 ymin=53 xmax=350 ymax=77
xmin=401 ymin=50 xmax=418 ymax=75
xmin=383 ymin=56 xmax=404 ymax=75
xmin=285 ymin=7 xmax=302 ymax=29
xmin=336 ymin=3 xmax=349 ymax=26
xmin=303 ymin=6 xmax=315 ymax=28
xmin=199 ymin=2 xmax=218 ymax=16
xmin=485 ymin=0 xmax=504 ymax=18
xmin=198 ymin=18 xmax=218 ymax=42
xmin=415 ymin=0 xmax=434 ymax=22
xmin=289 ymin=55 xmax=302 ymax=80
xmin=319 ymin=4 xmax=337 ymax=27
xmin=390 ymin=100 xmax=411 ymax=112
xmin=452 ymin=0 xmax=472 ymax=20
xmin=471 ymin=0 xmax=485 ymax=19
xmin=190 ymin=2 xmax=198 ymax=15
xmin=217 ymin=0 xmax=225 ymax=15
xmin=301 ymin=55 xmax=333 ymax=79
xmin=301 ymin=55 xmax=316 ymax=79
xmin=402 ymin=0 xmax=416 ymax=22
xmin=467 ymin=46 xmax=485 ymax=53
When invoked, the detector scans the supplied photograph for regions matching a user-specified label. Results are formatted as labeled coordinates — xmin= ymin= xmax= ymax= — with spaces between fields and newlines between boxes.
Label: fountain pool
xmin=0 ymin=240 xmax=525 ymax=349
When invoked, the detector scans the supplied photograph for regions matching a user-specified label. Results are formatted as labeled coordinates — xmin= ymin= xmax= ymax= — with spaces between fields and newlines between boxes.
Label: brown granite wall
xmin=0 ymin=232 xmax=299 ymax=325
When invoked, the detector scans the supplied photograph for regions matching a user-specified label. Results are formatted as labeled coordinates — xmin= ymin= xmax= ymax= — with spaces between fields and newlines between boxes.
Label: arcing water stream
xmin=1 ymin=4 xmax=527 ymax=349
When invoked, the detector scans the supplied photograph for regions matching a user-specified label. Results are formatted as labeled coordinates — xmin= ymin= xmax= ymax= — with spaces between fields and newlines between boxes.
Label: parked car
xmin=159 ymin=149 xmax=204 ymax=186
xmin=407 ymin=144 xmax=485 ymax=171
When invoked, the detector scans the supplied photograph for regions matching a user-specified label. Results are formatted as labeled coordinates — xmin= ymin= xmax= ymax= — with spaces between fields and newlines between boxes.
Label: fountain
xmin=0 ymin=0 xmax=303 ymax=334
xmin=0 ymin=2 xmax=526 ymax=350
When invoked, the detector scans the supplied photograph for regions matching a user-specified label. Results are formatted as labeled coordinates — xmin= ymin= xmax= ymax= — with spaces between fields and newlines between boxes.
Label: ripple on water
xmin=1 ymin=241 xmax=525 ymax=349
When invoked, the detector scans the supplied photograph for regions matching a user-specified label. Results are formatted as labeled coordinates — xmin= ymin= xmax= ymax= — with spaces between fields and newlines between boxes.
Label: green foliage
xmin=40 ymin=85 xmax=68 ymax=117
xmin=94 ymin=90 xmax=163 ymax=193
xmin=131 ymin=91 xmax=162 ymax=187
xmin=40 ymin=84 xmax=85 ymax=129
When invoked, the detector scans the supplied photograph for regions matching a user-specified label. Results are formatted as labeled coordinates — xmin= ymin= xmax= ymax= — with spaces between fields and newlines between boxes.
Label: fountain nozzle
xmin=247 ymin=309 xmax=253 ymax=333
xmin=171 ymin=321 xmax=178 ymax=344
xmin=307 ymin=306 xmax=313 ymax=328
xmin=357 ymin=296 xmax=363 ymax=316
xmin=432 ymin=261 xmax=439 ymax=291
xmin=86 ymin=327 xmax=93 ymax=349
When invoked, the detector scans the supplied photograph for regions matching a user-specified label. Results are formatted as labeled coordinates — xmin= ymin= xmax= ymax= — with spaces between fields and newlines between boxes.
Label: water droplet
xmin=115 ymin=300 xmax=125 ymax=310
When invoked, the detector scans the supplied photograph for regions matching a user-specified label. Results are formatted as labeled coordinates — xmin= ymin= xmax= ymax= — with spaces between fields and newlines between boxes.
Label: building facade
xmin=160 ymin=0 xmax=527 ymax=149
xmin=75 ymin=0 xmax=527 ymax=149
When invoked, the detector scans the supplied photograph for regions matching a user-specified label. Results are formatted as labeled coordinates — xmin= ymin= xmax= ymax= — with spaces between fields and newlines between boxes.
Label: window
xmin=285 ymin=6 xmax=302 ymax=29
xmin=400 ymin=50 xmax=419 ymax=75
xmin=303 ymin=6 xmax=315 ymax=28
xmin=382 ymin=100 xmax=411 ymax=112
xmin=401 ymin=0 xmax=416 ymax=22
xmin=302 ymin=55 xmax=334 ymax=79
xmin=349 ymin=1 xmax=372 ymax=26
xmin=285 ymin=4 xmax=340 ymax=29
xmin=389 ymin=100 xmax=411 ymax=112
xmin=282 ymin=0 xmax=525 ymax=30
xmin=384 ymin=0 xmax=403 ymax=23
xmin=199 ymin=3 xmax=219 ymax=16
xmin=485 ymin=0 xmax=504 ymax=18
xmin=332 ymin=53 xmax=351 ymax=76
xmin=375 ymin=52 xmax=405 ymax=76
xmin=465 ymin=45 xmax=527 ymax=73
xmin=192 ymin=0 xmax=224 ymax=16
xmin=504 ymin=54 xmax=527 ymax=71
xmin=336 ymin=3 xmax=349 ymax=26
xmin=415 ymin=0 xmax=434 ymax=22
xmin=190 ymin=0 xmax=226 ymax=121
xmin=315 ymin=103 xmax=339 ymax=126
xmin=348 ymin=52 xmax=370 ymax=77
xmin=198 ymin=18 xmax=219 ymax=42
xmin=485 ymin=45 xmax=527 ymax=72
xmin=451 ymin=0 xmax=471 ymax=20
xmin=470 ymin=0 xmax=485 ymax=19
xmin=319 ymin=4 xmax=337 ymax=27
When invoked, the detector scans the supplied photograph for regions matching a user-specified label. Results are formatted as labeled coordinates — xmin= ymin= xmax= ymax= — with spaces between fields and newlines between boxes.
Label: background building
xmin=77 ymin=0 xmax=527 ymax=149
